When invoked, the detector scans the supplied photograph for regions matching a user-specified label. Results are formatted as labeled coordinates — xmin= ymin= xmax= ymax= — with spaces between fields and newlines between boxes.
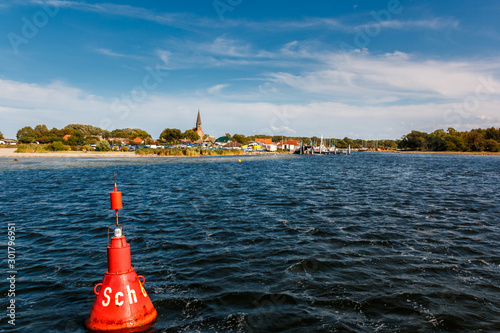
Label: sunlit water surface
xmin=0 ymin=153 xmax=499 ymax=332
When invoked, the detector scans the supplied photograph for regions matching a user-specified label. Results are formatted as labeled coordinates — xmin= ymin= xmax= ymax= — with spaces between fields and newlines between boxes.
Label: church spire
xmin=196 ymin=109 xmax=202 ymax=130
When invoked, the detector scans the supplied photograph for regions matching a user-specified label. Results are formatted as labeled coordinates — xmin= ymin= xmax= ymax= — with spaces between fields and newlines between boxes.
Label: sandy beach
xmin=0 ymin=148 xmax=139 ymax=158
xmin=0 ymin=148 xmax=286 ymax=158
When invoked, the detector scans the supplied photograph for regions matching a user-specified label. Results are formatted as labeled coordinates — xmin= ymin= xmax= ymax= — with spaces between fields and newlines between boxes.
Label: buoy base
xmin=86 ymin=268 xmax=157 ymax=331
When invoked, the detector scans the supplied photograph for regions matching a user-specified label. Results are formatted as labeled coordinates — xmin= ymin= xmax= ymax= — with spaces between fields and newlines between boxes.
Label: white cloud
xmin=207 ymin=37 xmax=251 ymax=57
xmin=95 ymin=48 xmax=126 ymax=57
xmin=265 ymin=49 xmax=500 ymax=103
xmin=207 ymin=84 xmax=229 ymax=94
xmin=0 ymin=79 xmax=114 ymax=137
xmin=360 ymin=18 xmax=460 ymax=31
xmin=1 ymin=77 xmax=499 ymax=140
xmin=40 ymin=1 xmax=182 ymax=25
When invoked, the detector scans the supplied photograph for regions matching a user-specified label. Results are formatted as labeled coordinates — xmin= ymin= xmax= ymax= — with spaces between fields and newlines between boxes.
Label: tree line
xmin=398 ymin=127 xmax=500 ymax=152
xmin=14 ymin=124 xmax=153 ymax=145
xmin=2 ymin=124 xmax=499 ymax=152
xmin=225 ymin=128 xmax=500 ymax=152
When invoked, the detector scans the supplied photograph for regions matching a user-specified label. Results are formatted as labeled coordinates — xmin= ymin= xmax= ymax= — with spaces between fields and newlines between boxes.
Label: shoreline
xmin=1 ymin=147 xmax=499 ymax=158
xmin=379 ymin=150 xmax=500 ymax=156
xmin=0 ymin=148 xmax=139 ymax=158
xmin=0 ymin=148 xmax=292 ymax=158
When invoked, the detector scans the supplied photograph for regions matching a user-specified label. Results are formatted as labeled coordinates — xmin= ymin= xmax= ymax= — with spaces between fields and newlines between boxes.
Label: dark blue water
xmin=1 ymin=153 xmax=499 ymax=332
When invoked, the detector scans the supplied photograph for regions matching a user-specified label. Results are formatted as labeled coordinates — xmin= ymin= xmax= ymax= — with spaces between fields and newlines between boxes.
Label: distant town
xmin=0 ymin=111 xmax=499 ymax=153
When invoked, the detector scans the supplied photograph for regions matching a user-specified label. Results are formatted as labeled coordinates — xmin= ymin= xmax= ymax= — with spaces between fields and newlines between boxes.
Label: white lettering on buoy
xmin=115 ymin=292 xmax=124 ymax=306
xmin=102 ymin=287 xmax=111 ymax=307
xmin=101 ymin=285 xmax=138 ymax=307
xmin=127 ymin=285 xmax=137 ymax=304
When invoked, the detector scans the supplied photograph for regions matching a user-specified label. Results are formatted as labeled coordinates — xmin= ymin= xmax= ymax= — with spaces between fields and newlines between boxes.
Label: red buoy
xmin=110 ymin=183 xmax=122 ymax=213
xmin=86 ymin=181 xmax=157 ymax=331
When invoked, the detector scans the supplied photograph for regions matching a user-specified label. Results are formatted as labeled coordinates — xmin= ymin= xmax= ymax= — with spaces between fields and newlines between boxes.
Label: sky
xmin=1 ymin=0 xmax=500 ymax=140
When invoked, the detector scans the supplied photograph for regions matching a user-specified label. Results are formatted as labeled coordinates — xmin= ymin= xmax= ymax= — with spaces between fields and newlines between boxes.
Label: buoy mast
xmin=110 ymin=174 xmax=122 ymax=226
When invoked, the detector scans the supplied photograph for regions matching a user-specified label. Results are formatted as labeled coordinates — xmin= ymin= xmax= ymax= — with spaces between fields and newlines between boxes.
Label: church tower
xmin=193 ymin=109 xmax=204 ymax=139
xmin=196 ymin=110 xmax=202 ymax=132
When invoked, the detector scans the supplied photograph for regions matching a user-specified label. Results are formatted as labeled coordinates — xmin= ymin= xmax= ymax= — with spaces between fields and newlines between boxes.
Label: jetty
xmin=294 ymin=136 xmax=352 ymax=155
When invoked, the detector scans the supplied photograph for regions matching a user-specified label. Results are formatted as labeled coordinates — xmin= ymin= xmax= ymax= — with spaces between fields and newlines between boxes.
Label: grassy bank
xmin=135 ymin=148 xmax=244 ymax=156
xmin=15 ymin=144 xmax=51 ymax=153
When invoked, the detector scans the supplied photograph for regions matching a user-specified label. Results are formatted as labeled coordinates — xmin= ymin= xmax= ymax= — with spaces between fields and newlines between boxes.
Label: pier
xmin=295 ymin=136 xmax=352 ymax=155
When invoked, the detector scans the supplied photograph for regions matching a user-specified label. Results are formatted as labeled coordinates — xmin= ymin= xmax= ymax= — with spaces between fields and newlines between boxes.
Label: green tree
xmin=144 ymin=137 xmax=156 ymax=145
xmin=82 ymin=144 xmax=93 ymax=151
xmin=34 ymin=124 xmax=49 ymax=135
xmin=183 ymin=129 xmax=200 ymax=142
xmin=67 ymin=131 xmax=84 ymax=146
xmin=485 ymin=139 xmax=500 ymax=152
xmin=335 ymin=139 xmax=347 ymax=148
xmin=464 ymin=129 xmax=485 ymax=151
xmin=0 ymin=130 xmax=3 ymax=139
xmin=159 ymin=128 xmax=182 ymax=143
xmin=16 ymin=126 xmax=37 ymax=143
xmin=271 ymin=136 xmax=281 ymax=143
xmin=444 ymin=128 xmax=466 ymax=151
xmin=110 ymin=128 xmax=150 ymax=140
xmin=399 ymin=130 xmax=428 ymax=150
xmin=83 ymin=136 xmax=99 ymax=145
xmin=425 ymin=129 xmax=447 ymax=151
xmin=485 ymin=127 xmax=500 ymax=142
xmin=343 ymin=137 xmax=354 ymax=147
xmin=96 ymin=140 xmax=111 ymax=151
xmin=49 ymin=141 xmax=66 ymax=151
xmin=232 ymin=134 xmax=249 ymax=145
xmin=64 ymin=124 xmax=110 ymax=138
xmin=132 ymin=129 xmax=150 ymax=140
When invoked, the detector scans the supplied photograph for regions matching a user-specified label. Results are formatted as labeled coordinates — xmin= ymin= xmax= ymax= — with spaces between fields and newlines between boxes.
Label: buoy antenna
xmin=110 ymin=175 xmax=123 ymax=226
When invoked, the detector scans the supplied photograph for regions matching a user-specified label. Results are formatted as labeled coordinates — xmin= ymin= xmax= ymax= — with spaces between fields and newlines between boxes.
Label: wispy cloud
xmin=207 ymin=84 xmax=229 ymax=94
xmin=95 ymin=48 xmax=126 ymax=57
xmin=207 ymin=37 xmax=251 ymax=57
xmin=263 ymin=46 xmax=500 ymax=103
xmin=358 ymin=18 xmax=460 ymax=31
xmin=40 ymin=1 xmax=182 ymax=23
xmin=34 ymin=1 xmax=461 ymax=34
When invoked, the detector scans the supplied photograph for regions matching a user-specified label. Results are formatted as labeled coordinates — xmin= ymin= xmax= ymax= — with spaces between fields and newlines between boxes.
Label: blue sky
xmin=1 ymin=0 xmax=500 ymax=140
